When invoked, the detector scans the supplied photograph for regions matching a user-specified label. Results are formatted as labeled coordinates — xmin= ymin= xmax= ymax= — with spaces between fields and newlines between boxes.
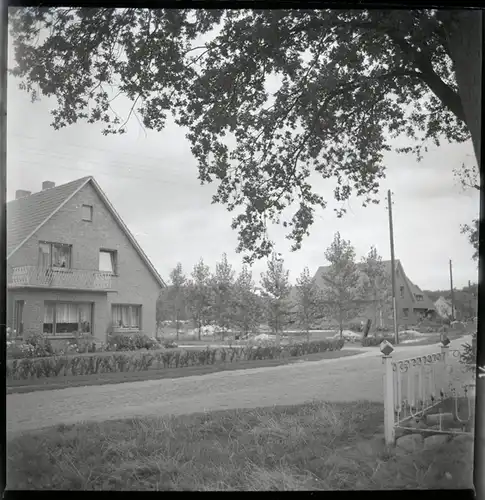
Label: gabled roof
xmin=313 ymin=259 xmax=435 ymax=310
xmin=7 ymin=176 xmax=166 ymax=288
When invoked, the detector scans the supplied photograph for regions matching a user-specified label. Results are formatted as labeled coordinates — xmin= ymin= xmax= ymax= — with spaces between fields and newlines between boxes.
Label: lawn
xmin=7 ymin=349 xmax=362 ymax=395
xmin=6 ymin=400 xmax=474 ymax=490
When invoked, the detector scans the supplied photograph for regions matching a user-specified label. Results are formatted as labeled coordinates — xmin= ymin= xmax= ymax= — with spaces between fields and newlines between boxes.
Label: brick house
xmin=312 ymin=259 xmax=436 ymax=327
xmin=7 ymin=177 xmax=166 ymax=344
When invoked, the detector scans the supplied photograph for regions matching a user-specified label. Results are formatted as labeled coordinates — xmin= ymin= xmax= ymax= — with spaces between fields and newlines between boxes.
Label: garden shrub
xmin=460 ymin=332 xmax=477 ymax=371
xmin=361 ymin=335 xmax=394 ymax=347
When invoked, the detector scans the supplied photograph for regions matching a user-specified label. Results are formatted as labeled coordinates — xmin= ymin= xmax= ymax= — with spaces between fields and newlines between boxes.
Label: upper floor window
xmin=402 ymin=308 xmax=409 ymax=318
xmin=99 ymin=249 xmax=117 ymax=274
xmin=400 ymin=285 xmax=405 ymax=298
xmin=38 ymin=242 xmax=71 ymax=268
xmin=415 ymin=294 xmax=424 ymax=301
xmin=82 ymin=204 xmax=93 ymax=221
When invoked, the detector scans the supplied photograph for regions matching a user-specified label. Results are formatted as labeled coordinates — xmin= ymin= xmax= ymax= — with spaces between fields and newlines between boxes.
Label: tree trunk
xmin=439 ymin=10 xmax=482 ymax=165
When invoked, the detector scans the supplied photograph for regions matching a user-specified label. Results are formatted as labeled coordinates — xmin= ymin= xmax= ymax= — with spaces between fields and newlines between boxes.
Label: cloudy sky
xmin=7 ymin=32 xmax=479 ymax=292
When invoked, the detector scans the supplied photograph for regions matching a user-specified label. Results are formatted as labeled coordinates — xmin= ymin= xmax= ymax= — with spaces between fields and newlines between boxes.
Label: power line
xmin=8 ymin=157 xmax=205 ymax=189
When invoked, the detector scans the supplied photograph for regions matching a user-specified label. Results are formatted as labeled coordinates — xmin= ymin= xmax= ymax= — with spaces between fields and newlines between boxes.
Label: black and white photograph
xmin=3 ymin=5 xmax=480 ymax=492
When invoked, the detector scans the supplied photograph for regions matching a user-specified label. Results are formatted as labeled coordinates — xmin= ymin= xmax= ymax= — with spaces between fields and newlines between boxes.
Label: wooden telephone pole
xmin=388 ymin=190 xmax=399 ymax=345
xmin=449 ymin=259 xmax=455 ymax=321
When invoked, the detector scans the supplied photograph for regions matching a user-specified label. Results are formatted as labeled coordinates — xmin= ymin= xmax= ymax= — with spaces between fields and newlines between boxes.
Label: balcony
xmin=8 ymin=266 xmax=117 ymax=292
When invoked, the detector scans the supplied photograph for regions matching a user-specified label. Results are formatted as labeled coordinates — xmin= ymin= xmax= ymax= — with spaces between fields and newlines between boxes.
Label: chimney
xmin=15 ymin=190 xmax=32 ymax=200
xmin=42 ymin=181 xmax=55 ymax=190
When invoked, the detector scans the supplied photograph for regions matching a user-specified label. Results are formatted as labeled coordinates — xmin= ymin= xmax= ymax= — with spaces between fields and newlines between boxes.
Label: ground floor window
xmin=112 ymin=304 xmax=141 ymax=330
xmin=14 ymin=300 xmax=24 ymax=336
xmin=43 ymin=302 xmax=93 ymax=335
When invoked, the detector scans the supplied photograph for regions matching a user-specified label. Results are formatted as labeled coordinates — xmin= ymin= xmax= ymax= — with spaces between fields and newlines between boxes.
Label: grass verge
xmin=7 ymin=400 xmax=473 ymax=490
xmin=7 ymin=349 xmax=361 ymax=395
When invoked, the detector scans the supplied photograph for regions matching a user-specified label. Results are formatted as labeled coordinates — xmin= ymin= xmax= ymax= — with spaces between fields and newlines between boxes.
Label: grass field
xmin=7 ymin=349 xmax=362 ymax=395
xmin=6 ymin=400 xmax=474 ymax=490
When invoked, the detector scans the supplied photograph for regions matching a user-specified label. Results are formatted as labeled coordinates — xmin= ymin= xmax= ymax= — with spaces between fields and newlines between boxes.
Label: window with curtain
xmin=43 ymin=302 xmax=92 ymax=335
xmin=99 ymin=250 xmax=117 ymax=274
xmin=38 ymin=242 xmax=72 ymax=268
xmin=112 ymin=304 xmax=141 ymax=329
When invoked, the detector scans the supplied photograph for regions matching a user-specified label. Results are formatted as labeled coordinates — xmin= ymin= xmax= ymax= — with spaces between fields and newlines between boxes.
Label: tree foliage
xmin=321 ymin=232 xmax=363 ymax=337
xmin=259 ymin=252 xmax=291 ymax=344
xmin=295 ymin=266 xmax=322 ymax=341
xmin=232 ymin=265 xmax=262 ymax=337
xmin=185 ymin=258 xmax=212 ymax=340
xmin=210 ymin=253 xmax=235 ymax=339
xmin=9 ymin=8 xmax=471 ymax=262
xmin=167 ymin=263 xmax=187 ymax=338
xmin=361 ymin=246 xmax=392 ymax=331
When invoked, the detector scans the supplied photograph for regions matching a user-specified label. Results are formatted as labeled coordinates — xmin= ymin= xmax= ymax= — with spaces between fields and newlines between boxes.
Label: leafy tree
xmin=295 ymin=266 xmax=323 ymax=342
xmin=210 ymin=253 xmax=235 ymax=340
xmin=454 ymin=162 xmax=479 ymax=262
xmin=9 ymin=9 xmax=478 ymax=262
xmin=185 ymin=258 xmax=212 ymax=340
xmin=260 ymin=252 xmax=291 ymax=345
xmin=165 ymin=263 xmax=187 ymax=340
xmin=461 ymin=219 xmax=479 ymax=262
xmin=361 ymin=246 xmax=392 ymax=332
xmin=232 ymin=265 xmax=262 ymax=338
xmin=321 ymin=232 xmax=363 ymax=338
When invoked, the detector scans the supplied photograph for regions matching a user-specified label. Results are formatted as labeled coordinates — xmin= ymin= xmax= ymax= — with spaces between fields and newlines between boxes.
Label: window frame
xmin=111 ymin=304 xmax=142 ymax=332
xmin=38 ymin=241 xmax=72 ymax=269
xmin=82 ymin=204 xmax=93 ymax=221
xmin=99 ymin=249 xmax=118 ymax=275
xmin=43 ymin=301 xmax=94 ymax=337
xmin=399 ymin=285 xmax=405 ymax=298
xmin=415 ymin=294 xmax=424 ymax=302
xmin=402 ymin=307 xmax=409 ymax=318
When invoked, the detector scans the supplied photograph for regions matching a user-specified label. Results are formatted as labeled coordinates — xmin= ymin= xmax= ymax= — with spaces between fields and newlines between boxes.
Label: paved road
xmin=7 ymin=336 xmax=470 ymax=436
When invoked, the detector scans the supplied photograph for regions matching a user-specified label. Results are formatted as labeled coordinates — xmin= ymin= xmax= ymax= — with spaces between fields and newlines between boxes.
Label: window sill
xmin=44 ymin=335 xmax=77 ymax=340
xmin=112 ymin=328 xmax=141 ymax=334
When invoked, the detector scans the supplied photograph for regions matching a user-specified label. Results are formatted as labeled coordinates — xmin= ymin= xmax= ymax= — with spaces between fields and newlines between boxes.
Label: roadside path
xmin=7 ymin=336 xmax=470 ymax=436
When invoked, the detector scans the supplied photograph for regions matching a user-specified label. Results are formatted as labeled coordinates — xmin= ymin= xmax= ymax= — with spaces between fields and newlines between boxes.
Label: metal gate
xmin=382 ymin=345 xmax=476 ymax=445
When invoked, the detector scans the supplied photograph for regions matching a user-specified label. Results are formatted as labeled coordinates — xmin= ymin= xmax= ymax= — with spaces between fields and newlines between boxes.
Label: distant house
xmin=312 ymin=259 xmax=436 ymax=326
xmin=7 ymin=177 xmax=166 ymax=344
xmin=434 ymin=296 xmax=453 ymax=320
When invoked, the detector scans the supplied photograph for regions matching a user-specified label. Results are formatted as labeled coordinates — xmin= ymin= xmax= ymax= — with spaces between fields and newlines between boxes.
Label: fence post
xmin=441 ymin=344 xmax=449 ymax=365
xmin=383 ymin=353 xmax=395 ymax=445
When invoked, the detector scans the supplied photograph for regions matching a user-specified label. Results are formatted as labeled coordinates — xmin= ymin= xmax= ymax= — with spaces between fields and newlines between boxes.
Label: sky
xmin=6 ymin=31 xmax=480 ymax=292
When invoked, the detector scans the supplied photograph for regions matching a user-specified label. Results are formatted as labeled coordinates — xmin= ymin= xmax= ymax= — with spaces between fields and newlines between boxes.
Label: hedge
xmin=6 ymin=338 xmax=344 ymax=381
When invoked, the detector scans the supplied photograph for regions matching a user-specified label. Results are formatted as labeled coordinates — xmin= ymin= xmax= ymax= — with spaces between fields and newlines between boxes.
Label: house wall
xmin=7 ymin=182 xmax=162 ymax=340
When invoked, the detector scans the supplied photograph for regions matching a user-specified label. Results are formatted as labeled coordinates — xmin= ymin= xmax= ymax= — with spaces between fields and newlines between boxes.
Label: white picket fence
xmin=382 ymin=345 xmax=476 ymax=445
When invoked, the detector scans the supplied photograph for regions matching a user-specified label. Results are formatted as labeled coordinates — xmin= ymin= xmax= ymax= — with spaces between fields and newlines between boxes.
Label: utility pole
xmin=387 ymin=190 xmax=399 ymax=345
xmin=449 ymin=259 xmax=455 ymax=321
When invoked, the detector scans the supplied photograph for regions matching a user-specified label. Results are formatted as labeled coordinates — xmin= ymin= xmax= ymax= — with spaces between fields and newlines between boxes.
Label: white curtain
xmin=112 ymin=305 xmax=140 ymax=328
xmin=38 ymin=243 xmax=51 ymax=268
xmin=56 ymin=303 xmax=78 ymax=323
xmin=44 ymin=303 xmax=55 ymax=323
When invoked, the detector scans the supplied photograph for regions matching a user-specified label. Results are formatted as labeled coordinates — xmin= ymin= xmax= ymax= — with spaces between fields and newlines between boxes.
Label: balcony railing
xmin=8 ymin=266 xmax=117 ymax=291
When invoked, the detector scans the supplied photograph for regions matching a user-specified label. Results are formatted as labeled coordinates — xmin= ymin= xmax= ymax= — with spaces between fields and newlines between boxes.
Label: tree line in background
xmin=157 ymin=232 xmax=393 ymax=343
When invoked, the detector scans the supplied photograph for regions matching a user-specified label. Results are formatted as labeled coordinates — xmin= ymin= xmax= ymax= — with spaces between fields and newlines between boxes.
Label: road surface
xmin=7 ymin=336 xmax=470 ymax=436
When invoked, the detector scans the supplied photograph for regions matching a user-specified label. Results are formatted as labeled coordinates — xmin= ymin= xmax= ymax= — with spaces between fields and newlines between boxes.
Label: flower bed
xmin=6 ymin=333 xmax=176 ymax=360
xmin=6 ymin=338 xmax=344 ymax=381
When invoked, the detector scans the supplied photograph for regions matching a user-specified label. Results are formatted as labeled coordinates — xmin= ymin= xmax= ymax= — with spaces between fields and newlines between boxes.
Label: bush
xmin=347 ymin=322 xmax=363 ymax=333
xmin=361 ymin=335 xmax=394 ymax=347
xmin=6 ymin=338 xmax=344 ymax=381
xmin=107 ymin=333 xmax=163 ymax=351
xmin=459 ymin=332 xmax=476 ymax=371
